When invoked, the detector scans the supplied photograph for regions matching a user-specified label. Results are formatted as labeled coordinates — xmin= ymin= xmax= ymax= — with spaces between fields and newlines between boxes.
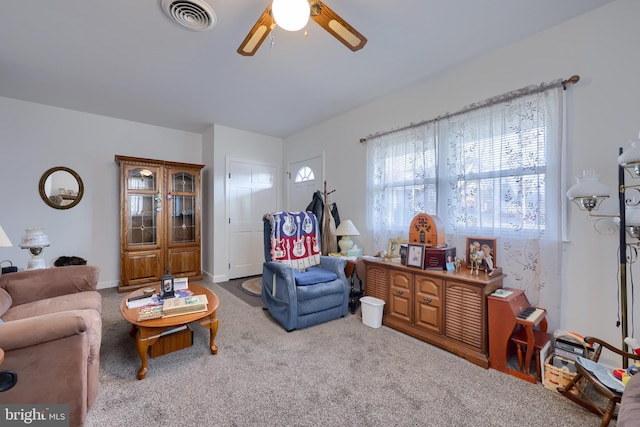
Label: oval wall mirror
xmin=39 ymin=166 xmax=84 ymax=210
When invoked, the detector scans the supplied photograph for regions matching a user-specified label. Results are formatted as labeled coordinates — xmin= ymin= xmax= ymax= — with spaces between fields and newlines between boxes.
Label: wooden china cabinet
xmin=115 ymin=155 xmax=204 ymax=293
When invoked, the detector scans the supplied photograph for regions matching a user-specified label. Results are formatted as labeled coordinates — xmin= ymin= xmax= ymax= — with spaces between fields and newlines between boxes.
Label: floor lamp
xmin=567 ymin=139 xmax=640 ymax=367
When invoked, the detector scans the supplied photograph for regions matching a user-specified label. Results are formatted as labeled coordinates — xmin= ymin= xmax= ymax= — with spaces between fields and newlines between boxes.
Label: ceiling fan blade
xmin=310 ymin=1 xmax=367 ymax=52
xmin=237 ymin=5 xmax=275 ymax=56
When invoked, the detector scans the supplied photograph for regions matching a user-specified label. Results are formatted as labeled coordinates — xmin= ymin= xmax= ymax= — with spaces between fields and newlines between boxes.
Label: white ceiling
xmin=0 ymin=0 xmax=613 ymax=138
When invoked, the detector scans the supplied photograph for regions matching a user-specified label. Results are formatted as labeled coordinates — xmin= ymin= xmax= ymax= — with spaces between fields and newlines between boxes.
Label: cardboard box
xmin=150 ymin=325 xmax=193 ymax=358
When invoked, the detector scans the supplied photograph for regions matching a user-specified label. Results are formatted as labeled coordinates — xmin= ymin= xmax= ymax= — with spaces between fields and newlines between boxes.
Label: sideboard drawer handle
xmin=423 ymin=297 xmax=432 ymax=303
xmin=396 ymin=290 xmax=404 ymax=296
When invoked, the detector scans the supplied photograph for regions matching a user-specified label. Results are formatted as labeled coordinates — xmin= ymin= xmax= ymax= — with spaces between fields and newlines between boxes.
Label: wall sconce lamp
xmin=566 ymin=134 xmax=640 ymax=366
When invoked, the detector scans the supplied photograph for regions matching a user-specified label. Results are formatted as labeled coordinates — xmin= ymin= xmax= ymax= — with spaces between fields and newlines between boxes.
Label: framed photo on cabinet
xmin=466 ymin=237 xmax=496 ymax=270
xmin=387 ymin=237 xmax=407 ymax=259
xmin=407 ymin=243 xmax=425 ymax=269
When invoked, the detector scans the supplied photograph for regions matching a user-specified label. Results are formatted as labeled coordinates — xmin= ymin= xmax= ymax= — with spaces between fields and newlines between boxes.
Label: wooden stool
xmin=510 ymin=327 xmax=552 ymax=382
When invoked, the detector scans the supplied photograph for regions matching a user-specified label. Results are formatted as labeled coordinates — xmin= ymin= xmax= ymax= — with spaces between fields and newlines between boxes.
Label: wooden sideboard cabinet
xmin=364 ymin=259 xmax=504 ymax=368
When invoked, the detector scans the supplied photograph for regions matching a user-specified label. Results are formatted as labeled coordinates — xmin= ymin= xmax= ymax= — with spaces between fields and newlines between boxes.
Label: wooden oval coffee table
xmin=120 ymin=283 xmax=220 ymax=380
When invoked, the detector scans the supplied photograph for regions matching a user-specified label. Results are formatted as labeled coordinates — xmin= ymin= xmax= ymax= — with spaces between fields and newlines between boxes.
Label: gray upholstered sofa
xmin=0 ymin=265 xmax=102 ymax=427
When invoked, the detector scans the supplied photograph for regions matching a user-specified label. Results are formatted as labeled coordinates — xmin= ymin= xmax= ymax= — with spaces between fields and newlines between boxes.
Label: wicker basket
xmin=543 ymin=333 xmax=589 ymax=395
xmin=543 ymin=354 xmax=583 ymax=395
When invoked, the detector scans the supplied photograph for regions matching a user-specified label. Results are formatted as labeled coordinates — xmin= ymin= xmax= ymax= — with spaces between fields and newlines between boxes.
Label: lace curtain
xmin=366 ymin=82 xmax=566 ymax=329
xmin=366 ymin=121 xmax=438 ymax=249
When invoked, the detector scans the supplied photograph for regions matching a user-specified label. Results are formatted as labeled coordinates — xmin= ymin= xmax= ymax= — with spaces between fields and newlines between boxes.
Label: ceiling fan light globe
xmin=272 ymin=0 xmax=310 ymax=31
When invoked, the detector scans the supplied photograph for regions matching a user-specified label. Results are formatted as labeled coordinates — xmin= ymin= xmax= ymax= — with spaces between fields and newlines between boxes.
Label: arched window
xmin=294 ymin=166 xmax=314 ymax=183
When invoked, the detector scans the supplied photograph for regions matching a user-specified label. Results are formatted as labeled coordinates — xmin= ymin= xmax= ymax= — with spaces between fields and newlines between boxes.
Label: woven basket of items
xmin=543 ymin=331 xmax=591 ymax=395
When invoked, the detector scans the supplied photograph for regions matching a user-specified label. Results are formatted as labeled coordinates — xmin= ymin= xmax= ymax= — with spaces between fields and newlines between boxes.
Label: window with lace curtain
xmin=441 ymin=98 xmax=555 ymax=234
xmin=365 ymin=81 xmax=567 ymax=330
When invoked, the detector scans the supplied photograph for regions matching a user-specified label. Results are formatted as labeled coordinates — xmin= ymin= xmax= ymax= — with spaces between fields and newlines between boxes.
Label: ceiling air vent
xmin=161 ymin=0 xmax=217 ymax=31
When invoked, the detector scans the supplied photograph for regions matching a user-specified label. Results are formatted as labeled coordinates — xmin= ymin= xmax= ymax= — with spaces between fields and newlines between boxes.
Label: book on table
xmin=162 ymin=294 xmax=208 ymax=317
xmin=137 ymin=305 xmax=164 ymax=321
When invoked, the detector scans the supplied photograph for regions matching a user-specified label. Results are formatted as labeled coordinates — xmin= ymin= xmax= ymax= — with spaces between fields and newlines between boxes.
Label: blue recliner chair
xmin=262 ymin=211 xmax=349 ymax=331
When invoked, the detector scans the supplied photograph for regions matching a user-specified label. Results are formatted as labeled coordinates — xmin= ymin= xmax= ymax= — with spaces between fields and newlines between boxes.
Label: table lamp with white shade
xmin=335 ymin=220 xmax=360 ymax=255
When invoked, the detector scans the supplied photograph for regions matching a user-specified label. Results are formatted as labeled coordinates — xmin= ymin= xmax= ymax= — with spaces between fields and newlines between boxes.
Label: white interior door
xmin=288 ymin=155 xmax=323 ymax=211
xmin=228 ymin=160 xmax=277 ymax=279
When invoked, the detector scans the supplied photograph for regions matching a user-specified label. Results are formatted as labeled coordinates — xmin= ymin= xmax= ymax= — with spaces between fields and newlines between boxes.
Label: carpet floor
xmin=215 ymin=275 xmax=263 ymax=307
xmin=86 ymin=279 xmax=605 ymax=426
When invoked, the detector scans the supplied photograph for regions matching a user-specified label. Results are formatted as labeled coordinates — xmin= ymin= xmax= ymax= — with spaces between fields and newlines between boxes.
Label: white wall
xmin=204 ymin=124 xmax=283 ymax=283
xmin=0 ymin=97 xmax=202 ymax=288
xmin=282 ymin=0 xmax=640 ymax=359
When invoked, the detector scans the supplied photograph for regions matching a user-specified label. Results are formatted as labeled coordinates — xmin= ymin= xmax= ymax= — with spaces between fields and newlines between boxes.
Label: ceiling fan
xmin=238 ymin=0 xmax=367 ymax=56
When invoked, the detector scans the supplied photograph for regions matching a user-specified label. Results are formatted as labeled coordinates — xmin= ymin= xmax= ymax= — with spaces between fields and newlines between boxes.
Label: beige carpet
xmin=85 ymin=279 xmax=604 ymax=426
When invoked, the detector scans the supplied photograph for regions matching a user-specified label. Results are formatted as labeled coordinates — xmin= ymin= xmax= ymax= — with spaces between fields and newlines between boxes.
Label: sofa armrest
xmin=263 ymin=261 xmax=291 ymax=276
xmin=0 ymin=310 xmax=91 ymax=351
xmin=263 ymin=261 xmax=296 ymax=301
xmin=0 ymin=265 xmax=99 ymax=306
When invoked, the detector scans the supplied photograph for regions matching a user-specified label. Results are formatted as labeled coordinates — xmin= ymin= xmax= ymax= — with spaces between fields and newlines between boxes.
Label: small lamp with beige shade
xmin=335 ymin=220 xmax=360 ymax=255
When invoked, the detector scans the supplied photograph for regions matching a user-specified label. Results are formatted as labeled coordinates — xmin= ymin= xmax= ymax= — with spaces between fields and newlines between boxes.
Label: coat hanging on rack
xmin=306 ymin=191 xmax=324 ymax=225
xmin=305 ymin=181 xmax=340 ymax=255
xmin=322 ymin=197 xmax=332 ymax=255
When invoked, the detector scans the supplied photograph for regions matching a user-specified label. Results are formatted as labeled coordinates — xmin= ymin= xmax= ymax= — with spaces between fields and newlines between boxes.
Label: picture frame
xmin=159 ymin=272 xmax=175 ymax=299
xmin=386 ymin=236 xmax=407 ymax=259
xmin=466 ymin=237 xmax=497 ymax=270
xmin=407 ymin=243 xmax=425 ymax=269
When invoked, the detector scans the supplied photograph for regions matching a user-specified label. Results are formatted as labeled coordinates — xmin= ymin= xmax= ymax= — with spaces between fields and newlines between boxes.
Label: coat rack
xmin=321 ymin=180 xmax=335 ymax=255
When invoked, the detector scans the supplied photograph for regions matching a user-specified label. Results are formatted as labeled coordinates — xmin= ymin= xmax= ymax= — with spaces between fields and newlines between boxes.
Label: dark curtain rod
xmin=359 ymin=75 xmax=580 ymax=143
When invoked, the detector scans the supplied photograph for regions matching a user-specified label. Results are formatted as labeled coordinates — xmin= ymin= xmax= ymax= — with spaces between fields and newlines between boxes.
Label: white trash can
xmin=359 ymin=296 xmax=385 ymax=328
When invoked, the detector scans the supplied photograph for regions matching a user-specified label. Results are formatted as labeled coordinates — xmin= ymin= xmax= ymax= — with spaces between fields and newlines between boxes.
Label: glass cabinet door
xmin=168 ymin=170 xmax=198 ymax=245
xmin=126 ymin=166 xmax=162 ymax=248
